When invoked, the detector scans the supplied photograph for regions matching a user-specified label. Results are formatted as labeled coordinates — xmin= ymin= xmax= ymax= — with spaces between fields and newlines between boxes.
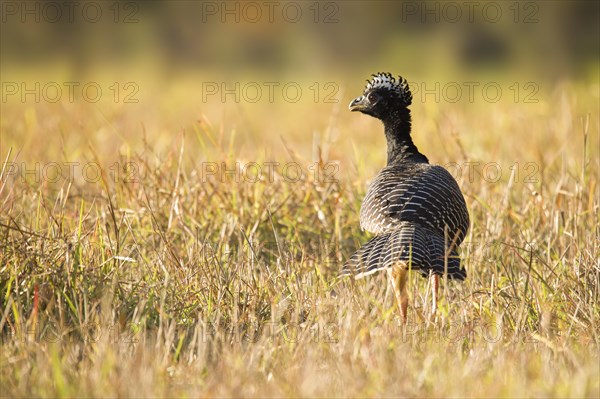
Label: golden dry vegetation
xmin=1 ymin=72 xmax=598 ymax=397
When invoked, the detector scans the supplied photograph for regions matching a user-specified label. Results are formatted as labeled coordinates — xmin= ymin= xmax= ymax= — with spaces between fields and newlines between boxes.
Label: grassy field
xmin=1 ymin=73 xmax=599 ymax=398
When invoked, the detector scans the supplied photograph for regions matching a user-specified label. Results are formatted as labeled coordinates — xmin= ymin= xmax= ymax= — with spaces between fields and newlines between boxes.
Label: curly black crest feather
xmin=364 ymin=72 xmax=412 ymax=106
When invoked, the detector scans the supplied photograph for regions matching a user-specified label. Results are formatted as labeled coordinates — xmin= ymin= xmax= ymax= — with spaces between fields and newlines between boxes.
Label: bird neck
xmin=382 ymin=108 xmax=428 ymax=165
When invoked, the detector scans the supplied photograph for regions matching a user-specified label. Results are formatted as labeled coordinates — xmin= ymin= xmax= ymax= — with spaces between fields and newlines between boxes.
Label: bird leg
xmin=388 ymin=266 xmax=408 ymax=322
xmin=430 ymin=273 xmax=440 ymax=316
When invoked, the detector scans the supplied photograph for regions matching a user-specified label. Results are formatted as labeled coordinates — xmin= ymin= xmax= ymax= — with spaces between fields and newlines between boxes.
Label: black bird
xmin=342 ymin=72 xmax=469 ymax=321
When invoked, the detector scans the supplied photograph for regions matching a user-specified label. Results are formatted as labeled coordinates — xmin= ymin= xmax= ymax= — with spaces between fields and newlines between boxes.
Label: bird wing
xmin=359 ymin=164 xmax=469 ymax=245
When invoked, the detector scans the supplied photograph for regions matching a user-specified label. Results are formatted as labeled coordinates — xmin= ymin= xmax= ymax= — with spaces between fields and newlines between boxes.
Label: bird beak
xmin=349 ymin=96 xmax=368 ymax=112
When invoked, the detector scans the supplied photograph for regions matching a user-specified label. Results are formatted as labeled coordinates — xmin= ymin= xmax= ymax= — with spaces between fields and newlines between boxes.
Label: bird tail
xmin=340 ymin=224 xmax=466 ymax=280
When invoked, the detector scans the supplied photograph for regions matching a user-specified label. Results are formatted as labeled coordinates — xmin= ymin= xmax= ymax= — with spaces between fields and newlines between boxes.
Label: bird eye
xmin=367 ymin=93 xmax=378 ymax=103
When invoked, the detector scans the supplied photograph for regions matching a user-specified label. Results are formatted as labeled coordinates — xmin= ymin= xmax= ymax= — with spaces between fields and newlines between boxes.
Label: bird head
xmin=349 ymin=72 xmax=413 ymax=120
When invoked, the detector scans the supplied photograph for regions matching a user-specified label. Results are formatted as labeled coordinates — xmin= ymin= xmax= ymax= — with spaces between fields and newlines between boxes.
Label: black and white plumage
xmin=342 ymin=72 xmax=469 ymax=286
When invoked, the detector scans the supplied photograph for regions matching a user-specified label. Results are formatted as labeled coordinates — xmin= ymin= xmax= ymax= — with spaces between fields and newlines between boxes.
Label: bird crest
xmin=364 ymin=72 xmax=412 ymax=105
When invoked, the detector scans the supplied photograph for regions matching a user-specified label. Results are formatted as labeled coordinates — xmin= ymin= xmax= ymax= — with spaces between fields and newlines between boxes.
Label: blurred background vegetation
xmin=2 ymin=1 xmax=598 ymax=167
xmin=2 ymin=1 xmax=598 ymax=76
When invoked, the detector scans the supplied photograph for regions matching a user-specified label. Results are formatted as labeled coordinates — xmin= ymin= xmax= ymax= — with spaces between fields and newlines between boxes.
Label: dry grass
xmin=1 ymin=75 xmax=599 ymax=398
